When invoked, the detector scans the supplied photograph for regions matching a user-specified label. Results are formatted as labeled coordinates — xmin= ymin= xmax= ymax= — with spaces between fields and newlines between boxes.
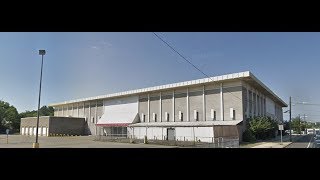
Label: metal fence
xmin=94 ymin=134 xmax=129 ymax=142
xmin=196 ymin=137 xmax=240 ymax=148
xmin=94 ymin=134 xmax=239 ymax=148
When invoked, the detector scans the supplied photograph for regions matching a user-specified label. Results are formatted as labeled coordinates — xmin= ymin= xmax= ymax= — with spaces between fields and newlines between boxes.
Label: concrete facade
xmin=49 ymin=71 xmax=287 ymax=142
xmin=20 ymin=116 xmax=85 ymax=136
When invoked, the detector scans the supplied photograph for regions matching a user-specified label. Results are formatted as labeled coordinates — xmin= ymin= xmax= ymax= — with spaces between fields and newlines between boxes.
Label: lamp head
xmin=39 ymin=50 xmax=46 ymax=55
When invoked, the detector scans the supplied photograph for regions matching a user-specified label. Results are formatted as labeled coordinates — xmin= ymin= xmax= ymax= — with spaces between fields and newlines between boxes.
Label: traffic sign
xmin=278 ymin=125 xmax=284 ymax=130
xmin=6 ymin=129 xmax=9 ymax=134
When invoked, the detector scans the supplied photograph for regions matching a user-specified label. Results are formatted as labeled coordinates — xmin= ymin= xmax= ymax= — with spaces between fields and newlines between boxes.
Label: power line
xmin=292 ymin=109 xmax=320 ymax=113
xmin=152 ymin=32 xmax=213 ymax=79
xmin=293 ymin=102 xmax=320 ymax=106
xmin=152 ymin=32 xmax=242 ymax=101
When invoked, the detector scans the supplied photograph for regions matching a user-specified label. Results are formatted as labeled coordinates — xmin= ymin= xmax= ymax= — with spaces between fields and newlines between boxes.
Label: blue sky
xmin=0 ymin=32 xmax=319 ymax=121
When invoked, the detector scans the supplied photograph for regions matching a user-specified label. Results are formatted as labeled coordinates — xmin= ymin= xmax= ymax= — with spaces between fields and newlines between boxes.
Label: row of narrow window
xmin=141 ymin=108 xmax=236 ymax=122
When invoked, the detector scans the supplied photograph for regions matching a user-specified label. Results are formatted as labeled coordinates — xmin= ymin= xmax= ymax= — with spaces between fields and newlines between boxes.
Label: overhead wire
xmin=152 ymin=32 xmax=242 ymax=102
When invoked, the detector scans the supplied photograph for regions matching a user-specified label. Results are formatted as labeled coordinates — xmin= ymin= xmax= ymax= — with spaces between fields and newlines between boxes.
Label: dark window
xmin=154 ymin=113 xmax=157 ymax=122
xmin=233 ymin=110 xmax=236 ymax=120
xmin=196 ymin=112 xmax=199 ymax=121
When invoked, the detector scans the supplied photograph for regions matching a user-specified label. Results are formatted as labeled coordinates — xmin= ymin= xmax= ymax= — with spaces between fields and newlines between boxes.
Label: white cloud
xmin=90 ymin=41 xmax=112 ymax=50
xmin=101 ymin=41 xmax=112 ymax=47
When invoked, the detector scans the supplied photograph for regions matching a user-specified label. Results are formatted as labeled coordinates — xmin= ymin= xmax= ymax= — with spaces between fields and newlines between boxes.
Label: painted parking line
xmin=307 ymin=135 xmax=313 ymax=148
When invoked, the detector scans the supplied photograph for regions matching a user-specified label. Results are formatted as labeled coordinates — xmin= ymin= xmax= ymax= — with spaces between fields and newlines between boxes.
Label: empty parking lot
xmin=0 ymin=135 xmax=176 ymax=148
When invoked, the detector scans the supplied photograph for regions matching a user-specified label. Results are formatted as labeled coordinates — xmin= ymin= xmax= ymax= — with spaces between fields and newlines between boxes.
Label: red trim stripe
xmin=96 ymin=123 xmax=130 ymax=127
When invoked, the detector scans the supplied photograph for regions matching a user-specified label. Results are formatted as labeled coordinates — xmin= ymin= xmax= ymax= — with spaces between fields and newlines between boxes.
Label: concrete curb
xmin=282 ymin=142 xmax=292 ymax=148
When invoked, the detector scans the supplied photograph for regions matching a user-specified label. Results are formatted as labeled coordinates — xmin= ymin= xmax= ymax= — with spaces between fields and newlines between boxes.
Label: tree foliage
xmin=242 ymin=129 xmax=256 ymax=142
xmin=246 ymin=116 xmax=278 ymax=140
xmin=19 ymin=106 xmax=54 ymax=118
xmin=0 ymin=100 xmax=54 ymax=133
xmin=0 ymin=100 xmax=19 ymax=133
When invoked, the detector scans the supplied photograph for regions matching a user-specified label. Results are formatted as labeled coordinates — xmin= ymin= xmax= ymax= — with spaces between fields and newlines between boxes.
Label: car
xmin=314 ymin=135 xmax=320 ymax=148
xmin=307 ymin=129 xmax=315 ymax=135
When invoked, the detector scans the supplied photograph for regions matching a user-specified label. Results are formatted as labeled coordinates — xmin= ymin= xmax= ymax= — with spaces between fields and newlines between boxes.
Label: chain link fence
xmin=94 ymin=134 xmax=239 ymax=148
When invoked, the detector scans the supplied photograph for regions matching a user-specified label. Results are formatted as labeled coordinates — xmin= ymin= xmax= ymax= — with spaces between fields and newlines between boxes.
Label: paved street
xmin=0 ymin=135 xmax=177 ymax=148
xmin=285 ymin=134 xmax=314 ymax=148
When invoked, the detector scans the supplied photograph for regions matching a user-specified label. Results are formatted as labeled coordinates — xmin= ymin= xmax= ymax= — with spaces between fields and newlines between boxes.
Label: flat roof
xmin=49 ymin=71 xmax=287 ymax=107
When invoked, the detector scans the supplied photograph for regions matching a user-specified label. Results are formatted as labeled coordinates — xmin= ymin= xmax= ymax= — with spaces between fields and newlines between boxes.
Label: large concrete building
xmin=46 ymin=71 xmax=287 ymax=142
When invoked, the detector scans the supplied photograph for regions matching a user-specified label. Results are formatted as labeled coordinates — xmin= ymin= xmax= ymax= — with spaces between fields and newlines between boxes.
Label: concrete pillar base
xmin=144 ymin=136 xmax=148 ymax=144
xmin=32 ymin=143 xmax=39 ymax=148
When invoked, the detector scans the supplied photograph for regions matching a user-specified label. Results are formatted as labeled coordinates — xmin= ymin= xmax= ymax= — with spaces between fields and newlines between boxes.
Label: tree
xmin=0 ymin=100 xmax=20 ymax=133
xmin=39 ymin=106 xmax=54 ymax=116
xmin=0 ymin=100 xmax=54 ymax=133
xmin=5 ymin=106 xmax=19 ymax=130
xmin=291 ymin=116 xmax=305 ymax=133
xmin=19 ymin=106 xmax=54 ymax=118
xmin=247 ymin=116 xmax=278 ymax=140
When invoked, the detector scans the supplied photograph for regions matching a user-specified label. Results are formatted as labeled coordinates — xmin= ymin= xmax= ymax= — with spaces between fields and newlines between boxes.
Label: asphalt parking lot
xmin=0 ymin=135 xmax=176 ymax=148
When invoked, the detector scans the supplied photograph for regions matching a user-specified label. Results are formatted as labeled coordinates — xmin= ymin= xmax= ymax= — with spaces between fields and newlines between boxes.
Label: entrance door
xmin=167 ymin=128 xmax=175 ymax=141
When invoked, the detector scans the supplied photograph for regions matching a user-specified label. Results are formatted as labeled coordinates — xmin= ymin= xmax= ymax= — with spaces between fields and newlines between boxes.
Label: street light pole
xmin=298 ymin=114 xmax=301 ymax=135
xmin=33 ymin=50 xmax=46 ymax=148
xmin=289 ymin=96 xmax=292 ymax=142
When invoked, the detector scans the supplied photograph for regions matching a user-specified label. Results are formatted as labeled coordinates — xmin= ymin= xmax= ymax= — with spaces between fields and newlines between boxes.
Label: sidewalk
xmin=241 ymin=134 xmax=304 ymax=148
xmin=251 ymin=142 xmax=291 ymax=148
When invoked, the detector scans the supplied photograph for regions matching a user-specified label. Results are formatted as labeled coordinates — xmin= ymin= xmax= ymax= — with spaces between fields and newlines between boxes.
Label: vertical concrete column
xmin=256 ymin=90 xmax=258 ymax=116
xmin=203 ymin=85 xmax=206 ymax=121
xmin=263 ymin=95 xmax=266 ymax=116
xmin=95 ymin=100 xmax=97 ymax=122
xmin=246 ymin=84 xmax=249 ymax=117
xmin=251 ymin=88 xmax=254 ymax=117
xmin=159 ymin=92 xmax=162 ymax=122
xmin=89 ymin=101 xmax=91 ymax=123
xmin=220 ymin=83 xmax=224 ymax=121
xmin=62 ymin=106 xmax=64 ymax=117
xmin=187 ymin=87 xmax=189 ymax=122
xmin=259 ymin=92 xmax=261 ymax=116
xmin=71 ymin=104 xmax=74 ymax=117
xmin=147 ymin=94 xmax=150 ymax=123
xmin=95 ymin=100 xmax=98 ymax=135
xmin=172 ymin=90 xmax=175 ymax=122
xmin=262 ymin=95 xmax=265 ymax=116
xmin=77 ymin=103 xmax=79 ymax=117
xmin=260 ymin=94 xmax=264 ymax=116
xmin=83 ymin=102 xmax=85 ymax=118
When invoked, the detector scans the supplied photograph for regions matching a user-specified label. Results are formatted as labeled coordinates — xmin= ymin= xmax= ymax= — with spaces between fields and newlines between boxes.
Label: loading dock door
xmin=33 ymin=127 xmax=36 ymax=136
xmin=42 ymin=127 xmax=47 ymax=136
xmin=29 ymin=127 xmax=33 ymax=136
xmin=25 ymin=127 xmax=29 ymax=135
xmin=21 ymin=127 xmax=25 ymax=135
xmin=167 ymin=128 xmax=175 ymax=141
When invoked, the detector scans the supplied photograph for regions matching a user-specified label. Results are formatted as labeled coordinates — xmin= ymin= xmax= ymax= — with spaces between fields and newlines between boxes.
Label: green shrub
xmin=242 ymin=129 xmax=256 ymax=142
xmin=248 ymin=116 xmax=278 ymax=140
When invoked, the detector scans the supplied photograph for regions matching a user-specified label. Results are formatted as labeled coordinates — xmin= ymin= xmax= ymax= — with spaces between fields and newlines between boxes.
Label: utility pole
xmin=304 ymin=114 xmax=306 ymax=134
xmin=289 ymin=96 xmax=292 ymax=142
xmin=298 ymin=114 xmax=301 ymax=135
